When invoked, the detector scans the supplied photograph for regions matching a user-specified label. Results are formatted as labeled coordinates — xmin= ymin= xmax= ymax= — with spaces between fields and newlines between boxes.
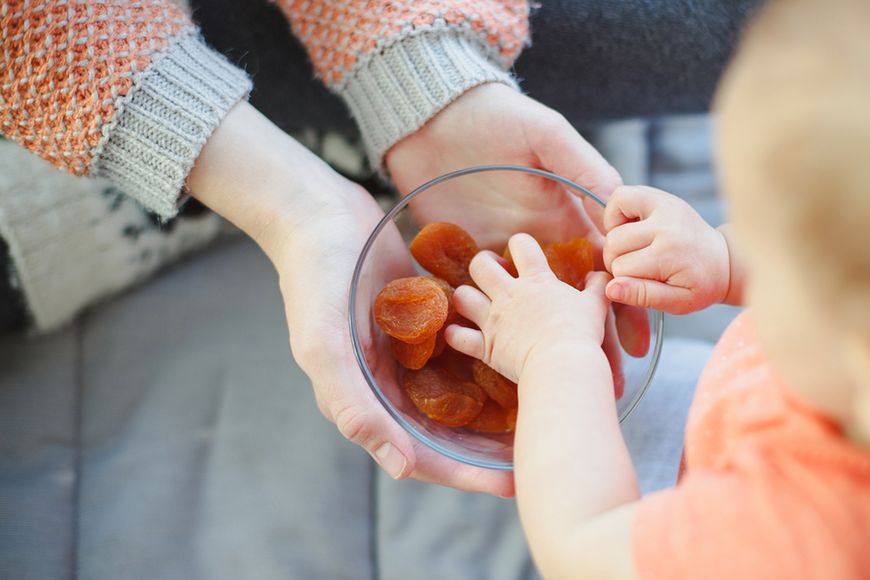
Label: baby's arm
xmin=603 ymin=186 xmax=747 ymax=314
xmin=446 ymin=234 xmax=639 ymax=579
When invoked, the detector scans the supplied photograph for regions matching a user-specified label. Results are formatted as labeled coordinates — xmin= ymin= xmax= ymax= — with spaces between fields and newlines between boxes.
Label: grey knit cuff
xmin=342 ymin=32 xmax=519 ymax=171
xmin=93 ymin=34 xmax=252 ymax=219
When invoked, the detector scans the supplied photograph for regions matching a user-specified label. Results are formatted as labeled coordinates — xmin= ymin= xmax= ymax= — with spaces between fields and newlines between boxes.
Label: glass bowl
xmin=349 ymin=165 xmax=663 ymax=470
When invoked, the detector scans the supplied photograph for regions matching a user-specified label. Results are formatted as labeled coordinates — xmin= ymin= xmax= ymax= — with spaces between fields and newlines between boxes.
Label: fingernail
xmin=373 ymin=442 xmax=407 ymax=479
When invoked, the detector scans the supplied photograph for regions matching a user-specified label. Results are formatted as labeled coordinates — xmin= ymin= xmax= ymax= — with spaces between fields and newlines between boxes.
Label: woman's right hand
xmin=188 ymin=102 xmax=515 ymax=496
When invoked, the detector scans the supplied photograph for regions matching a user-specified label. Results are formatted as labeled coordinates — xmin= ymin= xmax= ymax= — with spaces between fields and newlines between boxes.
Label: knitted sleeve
xmin=0 ymin=1 xmax=251 ymax=218
xmin=274 ymin=1 xmax=530 ymax=169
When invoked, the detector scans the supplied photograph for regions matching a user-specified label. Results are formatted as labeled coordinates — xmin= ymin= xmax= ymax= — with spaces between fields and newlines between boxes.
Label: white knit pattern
xmin=0 ymin=141 xmax=235 ymax=333
xmin=93 ymin=35 xmax=252 ymax=219
xmin=342 ymin=31 xmax=518 ymax=170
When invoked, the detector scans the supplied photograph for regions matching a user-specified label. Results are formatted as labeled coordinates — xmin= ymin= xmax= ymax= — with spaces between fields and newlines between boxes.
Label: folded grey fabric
xmin=0 ymin=238 xmax=712 ymax=579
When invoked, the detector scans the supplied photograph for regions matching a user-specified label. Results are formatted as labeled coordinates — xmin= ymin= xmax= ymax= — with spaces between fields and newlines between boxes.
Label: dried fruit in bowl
xmin=373 ymin=223 xmax=602 ymax=434
xmin=409 ymin=223 xmax=478 ymax=287
xmin=543 ymin=238 xmax=595 ymax=289
xmin=502 ymin=236 xmax=594 ymax=289
xmin=404 ymin=365 xmax=486 ymax=427
xmin=471 ymin=359 xmax=518 ymax=409
xmin=391 ymin=335 xmax=438 ymax=370
xmin=467 ymin=399 xmax=518 ymax=433
xmin=426 ymin=276 xmax=455 ymax=359
xmin=373 ymin=277 xmax=448 ymax=344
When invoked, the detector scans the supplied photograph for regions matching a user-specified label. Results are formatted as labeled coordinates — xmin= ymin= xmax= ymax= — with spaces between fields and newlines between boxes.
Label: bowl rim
xmin=348 ymin=164 xmax=664 ymax=471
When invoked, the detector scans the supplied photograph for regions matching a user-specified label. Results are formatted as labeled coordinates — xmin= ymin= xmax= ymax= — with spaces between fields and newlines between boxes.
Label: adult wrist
xmin=186 ymin=102 xmax=325 ymax=262
xmin=187 ymin=101 xmax=375 ymax=269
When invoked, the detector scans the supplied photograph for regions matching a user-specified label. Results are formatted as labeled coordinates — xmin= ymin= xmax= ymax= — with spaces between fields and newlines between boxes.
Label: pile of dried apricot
xmin=373 ymin=222 xmax=594 ymax=432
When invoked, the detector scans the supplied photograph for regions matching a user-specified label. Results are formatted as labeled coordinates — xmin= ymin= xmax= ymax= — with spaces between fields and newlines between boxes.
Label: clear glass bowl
xmin=349 ymin=165 xmax=663 ymax=470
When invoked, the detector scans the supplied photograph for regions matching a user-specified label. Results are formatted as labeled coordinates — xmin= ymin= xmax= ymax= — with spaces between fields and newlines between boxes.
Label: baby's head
xmin=716 ymin=0 xmax=870 ymax=443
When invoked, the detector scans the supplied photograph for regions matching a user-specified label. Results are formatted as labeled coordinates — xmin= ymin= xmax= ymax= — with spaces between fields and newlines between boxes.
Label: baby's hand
xmin=445 ymin=233 xmax=612 ymax=383
xmin=603 ymin=186 xmax=730 ymax=315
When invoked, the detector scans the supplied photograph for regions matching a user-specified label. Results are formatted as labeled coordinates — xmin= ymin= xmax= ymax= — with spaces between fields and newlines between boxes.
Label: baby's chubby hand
xmin=603 ymin=186 xmax=730 ymax=315
xmin=445 ymin=233 xmax=612 ymax=383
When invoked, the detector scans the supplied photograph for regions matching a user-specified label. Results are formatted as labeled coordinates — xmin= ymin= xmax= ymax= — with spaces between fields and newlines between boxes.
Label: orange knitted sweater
xmin=0 ymin=0 xmax=528 ymax=217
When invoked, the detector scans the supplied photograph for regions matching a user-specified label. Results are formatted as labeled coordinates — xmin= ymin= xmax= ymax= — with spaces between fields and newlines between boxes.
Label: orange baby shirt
xmin=633 ymin=311 xmax=870 ymax=579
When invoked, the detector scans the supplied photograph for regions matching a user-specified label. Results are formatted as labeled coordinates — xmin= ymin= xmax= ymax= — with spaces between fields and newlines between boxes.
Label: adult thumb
xmin=532 ymin=113 xmax=623 ymax=233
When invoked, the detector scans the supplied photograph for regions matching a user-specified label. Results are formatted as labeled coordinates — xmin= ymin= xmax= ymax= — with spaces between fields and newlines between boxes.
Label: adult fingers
xmin=290 ymin=300 xmax=418 ymax=481
xmin=613 ymin=303 xmax=652 ymax=357
xmin=530 ymin=110 xmax=623 ymax=232
xmin=602 ymin=307 xmax=625 ymax=401
xmin=408 ymin=442 xmax=516 ymax=497
xmin=313 ymin=366 xmax=418 ymax=480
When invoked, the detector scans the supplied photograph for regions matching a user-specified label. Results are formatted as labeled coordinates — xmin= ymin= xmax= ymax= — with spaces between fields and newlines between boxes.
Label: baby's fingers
xmin=453 ymin=285 xmax=491 ymax=328
xmin=469 ymin=251 xmax=512 ymax=297
xmin=606 ymin=277 xmax=693 ymax=314
xmin=603 ymin=221 xmax=655 ymax=273
xmin=444 ymin=325 xmax=485 ymax=360
xmin=583 ymin=270 xmax=612 ymax=298
xmin=583 ymin=271 xmax=615 ymax=321
xmin=507 ymin=233 xmax=551 ymax=278
xmin=609 ymin=247 xmax=662 ymax=281
xmin=603 ymin=185 xmax=663 ymax=232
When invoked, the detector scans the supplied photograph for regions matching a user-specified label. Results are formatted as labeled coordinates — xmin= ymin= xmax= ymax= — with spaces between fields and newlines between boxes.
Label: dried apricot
xmin=543 ymin=238 xmax=594 ymax=289
xmin=404 ymin=366 xmax=486 ymax=427
xmin=427 ymin=276 xmax=454 ymax=298
xmin=391 ymin=335 xmax=437 ymax=369
xmin=432 ymin=331 xmax=448 ymax=358
xmin=374 ymin=277 xmax=448 ymax=344
xmin=503 ymin=236 xmax=594 ymax=287
xmin=467 ymin=399 xmax=518 ymax=433
xmin=431 ymin=348 xmax=476 ymax=381
xmin=471 ymin=359 xmax=518 ymax=409
xmin=427 ymin=277 xmax=455 ymax=359
xmin=409 ymin=223 xmax=479 ymax=287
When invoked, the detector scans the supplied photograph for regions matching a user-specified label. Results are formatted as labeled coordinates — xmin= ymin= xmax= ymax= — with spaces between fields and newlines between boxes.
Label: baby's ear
xmin=844 ymin=335 xmax=870 ymax=447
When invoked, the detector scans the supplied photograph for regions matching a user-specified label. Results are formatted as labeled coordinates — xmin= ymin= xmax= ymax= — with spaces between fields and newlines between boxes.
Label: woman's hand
xmin=387 ymin=83 xmax=621 ymax=247
xmin=188 ymin=102 xmax=514 ymax=496
xmin=386 ymin=83 xmax=650 ymax=359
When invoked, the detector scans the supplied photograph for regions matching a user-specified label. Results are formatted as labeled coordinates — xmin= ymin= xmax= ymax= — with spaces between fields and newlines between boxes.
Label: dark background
xmin=193 ymin=0 xmax=760 ymax=138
